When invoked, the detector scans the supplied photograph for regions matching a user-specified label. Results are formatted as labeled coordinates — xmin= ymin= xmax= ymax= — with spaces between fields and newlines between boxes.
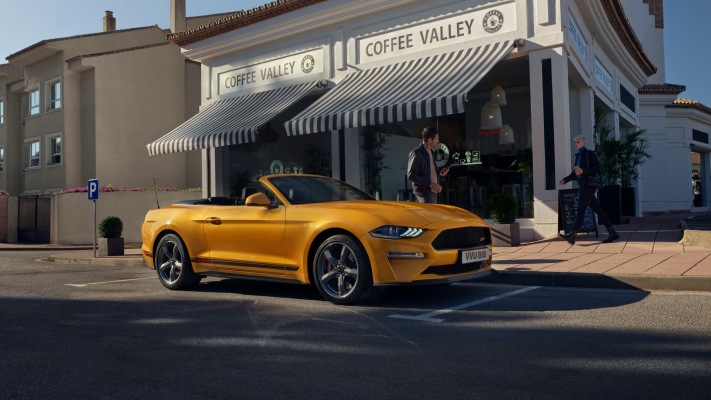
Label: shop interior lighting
xmin=491 ymin=85 xmax=507 ymax=106
xmin=480 ymin=101 xmax=502 ymax=129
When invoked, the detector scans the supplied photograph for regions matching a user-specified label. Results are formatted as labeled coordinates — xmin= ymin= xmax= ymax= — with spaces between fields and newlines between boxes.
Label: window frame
xmin=23 ymin=138 xmax=41 ymax=170
xmin=0 ymin=97 xmax=5 ymax=125
xmin=46 ymin=133 xmax=62 ymax=166
xmin=46 ymin=78 xmax=62 ymax=111
xmin=28 ymin=88 xmax=40 ymax=117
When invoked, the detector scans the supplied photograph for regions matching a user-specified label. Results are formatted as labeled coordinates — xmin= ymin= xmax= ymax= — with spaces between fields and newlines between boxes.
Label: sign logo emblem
xmin=433 ymin=143 xmax=450 ymax=168
xmin=483 ymin=10 xmax=504 ymax=33
xmin=270 ymin=160 xmax=284 ymax=174
xmin=301 ymin=55 xmax=315 ymax=73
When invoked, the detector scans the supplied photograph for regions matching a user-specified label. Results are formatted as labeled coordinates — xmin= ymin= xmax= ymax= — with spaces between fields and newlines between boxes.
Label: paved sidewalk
xmin=8 ymin=212 xmax=711 ymax=292
xmin=485 ymin=220 xmax=711 ymax=292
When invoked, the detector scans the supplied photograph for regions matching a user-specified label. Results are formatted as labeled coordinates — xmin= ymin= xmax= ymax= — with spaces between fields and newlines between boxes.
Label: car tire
xmin=154 ymin=233 xmax=202 ymax=290
xmin=313 ymin=234 xmax=373 ymax=305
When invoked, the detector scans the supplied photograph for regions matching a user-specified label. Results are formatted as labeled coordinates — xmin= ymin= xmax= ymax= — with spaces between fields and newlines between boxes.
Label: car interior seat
xmin=288 ymin=188 xmax=306 ymax=204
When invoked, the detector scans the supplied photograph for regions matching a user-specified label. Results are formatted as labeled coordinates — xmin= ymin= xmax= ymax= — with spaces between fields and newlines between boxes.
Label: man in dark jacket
xmin=559 ymin=135 xmax=619 ymax=244
xmin=407 ymin=126 xmax=449 ymax=203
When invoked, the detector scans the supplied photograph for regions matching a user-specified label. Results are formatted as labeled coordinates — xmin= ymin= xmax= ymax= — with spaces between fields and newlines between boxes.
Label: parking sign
xmin=88 ymin=179 xmax=99 ymax=200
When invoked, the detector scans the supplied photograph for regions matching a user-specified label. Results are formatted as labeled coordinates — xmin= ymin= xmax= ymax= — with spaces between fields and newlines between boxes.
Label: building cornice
xmin=168 ymin=0 xmax=326 ymax=46
xmin=667 ymin=98 xmax=711 ymax=117
xmin=599 ymin=0 xmax=657 ymax=77
xmin=639 ymin=83 xmax=686 ymax=95
xmin=7 ymin=25 xmax=162 ymax=61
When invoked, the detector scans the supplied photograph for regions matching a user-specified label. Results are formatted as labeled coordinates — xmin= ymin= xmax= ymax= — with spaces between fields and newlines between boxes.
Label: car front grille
xmin=431 ymin=227 xmax=491 ymax=250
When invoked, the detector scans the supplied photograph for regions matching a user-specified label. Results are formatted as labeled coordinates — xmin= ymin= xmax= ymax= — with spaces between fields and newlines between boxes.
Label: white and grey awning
xmin=285 ymin=40 xmax=515 ymax=136
xmin=147 ymin=81 xmax=323 ymax=156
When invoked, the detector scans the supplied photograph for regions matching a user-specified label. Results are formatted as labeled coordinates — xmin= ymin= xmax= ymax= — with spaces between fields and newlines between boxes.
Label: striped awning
xmin=285 ymin=40 xmax=514 ymax=136
xmin=147 ymin=81 xmax=322 ymax=156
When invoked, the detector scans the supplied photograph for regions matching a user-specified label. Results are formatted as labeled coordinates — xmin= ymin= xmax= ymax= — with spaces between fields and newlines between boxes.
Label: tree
xmin=361 ymin=126 xmax=390 ymax=196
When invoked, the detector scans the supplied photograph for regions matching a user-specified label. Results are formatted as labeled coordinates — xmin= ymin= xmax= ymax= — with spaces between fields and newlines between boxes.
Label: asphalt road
xmin=1 ymin=251 xmax=710 ymax=400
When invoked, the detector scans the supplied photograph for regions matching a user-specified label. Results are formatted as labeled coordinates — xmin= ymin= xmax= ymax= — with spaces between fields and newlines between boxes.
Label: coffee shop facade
xmin=151 ymin=0 xmax=659 ymax=240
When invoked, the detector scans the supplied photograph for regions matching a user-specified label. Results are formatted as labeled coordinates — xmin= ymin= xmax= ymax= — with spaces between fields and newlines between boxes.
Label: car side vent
xmin=431 ymin=227 xmax=491 ymax=250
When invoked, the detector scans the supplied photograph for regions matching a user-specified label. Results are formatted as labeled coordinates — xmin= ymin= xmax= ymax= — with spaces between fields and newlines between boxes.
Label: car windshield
xmin=268 ymin=176 xmax=375 ymax=204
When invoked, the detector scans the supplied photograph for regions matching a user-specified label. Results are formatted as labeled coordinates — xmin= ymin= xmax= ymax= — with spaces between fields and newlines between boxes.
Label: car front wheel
xmin=313 ymin=234 xmax=372 ymax=305
xmin=154 ymin=233 xmax=202 ymax=290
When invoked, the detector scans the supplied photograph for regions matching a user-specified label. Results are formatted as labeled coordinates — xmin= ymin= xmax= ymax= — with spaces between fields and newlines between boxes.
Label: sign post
xmin=88 ymin=179 xmax=99 ymax=258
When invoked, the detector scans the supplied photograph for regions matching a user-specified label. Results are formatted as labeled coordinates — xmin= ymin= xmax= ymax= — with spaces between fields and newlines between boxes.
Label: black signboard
xmin=558 ymin=189 xmax=598 ymax=236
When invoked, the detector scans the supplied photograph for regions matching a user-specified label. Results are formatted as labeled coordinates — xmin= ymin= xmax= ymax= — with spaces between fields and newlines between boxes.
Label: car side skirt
xmin=198 ymin=271 xmax=309 ymax=285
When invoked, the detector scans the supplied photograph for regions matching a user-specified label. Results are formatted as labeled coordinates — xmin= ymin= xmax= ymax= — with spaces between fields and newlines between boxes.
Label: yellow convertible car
xmin=141 ymin=174 xmax=493 ymax=304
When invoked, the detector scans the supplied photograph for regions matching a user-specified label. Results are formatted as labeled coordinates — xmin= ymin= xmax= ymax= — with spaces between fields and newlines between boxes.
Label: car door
xmin=203 ymin=203 xmax=286 ymax=277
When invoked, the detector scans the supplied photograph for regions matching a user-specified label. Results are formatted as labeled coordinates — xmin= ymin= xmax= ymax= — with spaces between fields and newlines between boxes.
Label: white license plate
xmin=461 ymin=248 xmax=489 ymax=264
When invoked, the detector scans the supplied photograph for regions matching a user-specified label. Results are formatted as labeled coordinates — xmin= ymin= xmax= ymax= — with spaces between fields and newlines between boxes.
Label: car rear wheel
xmin=154 ymin=233 xmax=201 ymax=290
xmin=313 ymin=234 xmax=372 ymax=305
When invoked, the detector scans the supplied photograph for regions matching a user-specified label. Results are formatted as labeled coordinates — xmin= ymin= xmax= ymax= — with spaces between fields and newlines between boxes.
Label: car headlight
xmin=369 ymin=226 xmax=426 ymax=239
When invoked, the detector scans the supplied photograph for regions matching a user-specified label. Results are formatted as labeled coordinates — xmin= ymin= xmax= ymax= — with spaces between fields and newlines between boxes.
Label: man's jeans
xmin=416 ymin=192 xmax=438 ymax=204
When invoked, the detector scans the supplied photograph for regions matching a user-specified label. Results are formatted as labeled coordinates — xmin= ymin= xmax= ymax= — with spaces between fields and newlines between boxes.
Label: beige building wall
xmin=70 ymin=43 xmax=201 ymax=189
xmin=4 ymin=25 xmax=200 ymax=195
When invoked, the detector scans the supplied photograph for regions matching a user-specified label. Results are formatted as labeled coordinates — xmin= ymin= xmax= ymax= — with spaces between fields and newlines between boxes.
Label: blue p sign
xmin=88 ymin=179 xmax=99 ymax=200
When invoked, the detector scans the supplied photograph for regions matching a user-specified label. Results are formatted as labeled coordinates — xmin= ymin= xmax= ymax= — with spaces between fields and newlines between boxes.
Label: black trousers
xmin=573 ymin=185 xmax=612 ymax=230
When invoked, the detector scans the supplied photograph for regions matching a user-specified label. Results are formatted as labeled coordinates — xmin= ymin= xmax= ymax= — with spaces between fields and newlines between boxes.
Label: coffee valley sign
xmin=357 ymin=3 xmax=516 ymax=64
xmin=218 ymin=49 xmax=324 ymax=95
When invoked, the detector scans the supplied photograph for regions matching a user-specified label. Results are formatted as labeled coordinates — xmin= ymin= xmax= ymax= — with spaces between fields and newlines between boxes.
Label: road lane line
xmin=389 ymin=286 xmax=541 ymax=322
xmin=65 ymin=277 xmax=155 ymax=287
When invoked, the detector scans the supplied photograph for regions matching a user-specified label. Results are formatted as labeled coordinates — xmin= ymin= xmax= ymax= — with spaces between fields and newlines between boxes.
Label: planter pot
xmin=598 ymin=185 xmax=621 ymax=225
xmin=98 ymin=237 xmax=124 ymax=256
xmin=491 ymin=221 xmax=520 ymax=247
xmin=621 ymin=187 xmax=636 ymax=216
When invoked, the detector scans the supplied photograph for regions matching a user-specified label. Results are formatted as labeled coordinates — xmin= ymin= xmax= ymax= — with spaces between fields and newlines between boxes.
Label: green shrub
xmin=485 ymin=192 xmax=518 ymax=224
xmin=98 ymin=216 xmax=123 ymax=238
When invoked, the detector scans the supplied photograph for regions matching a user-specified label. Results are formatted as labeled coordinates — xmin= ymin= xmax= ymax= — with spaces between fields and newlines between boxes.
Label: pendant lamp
xmin=480 ymin=101 xmax=502 ymax=130
xmin=491 ymin=85 xmax=507 ymax=106
xmin=499 ymin=124 xmax=514 ymax=144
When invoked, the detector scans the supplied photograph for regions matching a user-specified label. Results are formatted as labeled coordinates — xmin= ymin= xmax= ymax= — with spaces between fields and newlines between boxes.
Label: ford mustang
xmin=141 ymin=174 xmax=493 ymax=304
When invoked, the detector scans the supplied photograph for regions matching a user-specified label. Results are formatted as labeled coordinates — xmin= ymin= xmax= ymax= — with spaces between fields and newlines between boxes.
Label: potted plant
xmin=593 ymin=108 xmax=622 ymax=224
xmin=619 ymin=128 xmax=651 ymax=216
xmin=98 ymin=216 xmax=124 ymax=256
xmin=485 ymin=192 xmax=520 ymax=247
xmin=594 ymin=108 xmax=651 ymax=219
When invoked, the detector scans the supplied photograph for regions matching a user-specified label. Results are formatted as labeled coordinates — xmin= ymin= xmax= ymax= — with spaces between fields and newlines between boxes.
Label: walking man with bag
xmin=559 ymin=135 xmax=619 ymax=244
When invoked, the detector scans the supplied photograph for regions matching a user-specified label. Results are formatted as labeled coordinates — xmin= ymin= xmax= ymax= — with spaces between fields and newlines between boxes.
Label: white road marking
xmin=389 ymin=286 xmax=541 ymax=322
xmin=65 ymin=277 xmax=154 ymax=287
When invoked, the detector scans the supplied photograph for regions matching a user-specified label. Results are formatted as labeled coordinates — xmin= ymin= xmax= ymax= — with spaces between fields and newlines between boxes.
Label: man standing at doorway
xmin=407 ymin=126 xmax=449 ymax=203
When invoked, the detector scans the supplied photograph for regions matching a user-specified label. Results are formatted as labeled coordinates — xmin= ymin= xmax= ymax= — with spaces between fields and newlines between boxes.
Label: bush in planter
xmin=485 ymin=192 xmax=518 ymax=224
xmin=99 ymin=216 xmax=123 ymax=238
xmin=485 ymin=192 xmax=520 ymax=246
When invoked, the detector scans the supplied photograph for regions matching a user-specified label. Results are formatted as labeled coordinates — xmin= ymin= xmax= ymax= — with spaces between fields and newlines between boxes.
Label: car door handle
xmin=206 ymin=217 xmax=221 ymax=225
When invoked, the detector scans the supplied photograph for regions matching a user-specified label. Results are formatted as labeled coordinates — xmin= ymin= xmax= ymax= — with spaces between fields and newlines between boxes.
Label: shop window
xmin=228 ymin=131 xmax=332 ymax=197
xmin=620 ymin=84 xmax=636 ymax=112
xmin=29 ymin=89 xmax=40 ymax=116
xmin=46 ymin=134 xmax=62 ymax=165
xmin=693 ymin=129 xmax=709 ymax=144
xmin=47 ymin=79 xmax=62 ymax=110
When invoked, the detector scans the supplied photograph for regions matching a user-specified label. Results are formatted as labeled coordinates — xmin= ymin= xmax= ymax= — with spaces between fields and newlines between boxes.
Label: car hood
xmin=303 ymin=201 xmax=485 ymax=227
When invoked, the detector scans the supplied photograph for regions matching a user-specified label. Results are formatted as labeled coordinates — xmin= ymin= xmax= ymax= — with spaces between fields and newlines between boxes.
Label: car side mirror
xmin=245 ymin=192 xmax=276 ymax=208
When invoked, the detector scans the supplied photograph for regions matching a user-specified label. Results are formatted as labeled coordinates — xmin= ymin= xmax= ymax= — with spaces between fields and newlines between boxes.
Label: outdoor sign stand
xmin=558 ymin=188 xmax=598 ymax=237
xmin=88 ymin=179 xmax=99 ymax=258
